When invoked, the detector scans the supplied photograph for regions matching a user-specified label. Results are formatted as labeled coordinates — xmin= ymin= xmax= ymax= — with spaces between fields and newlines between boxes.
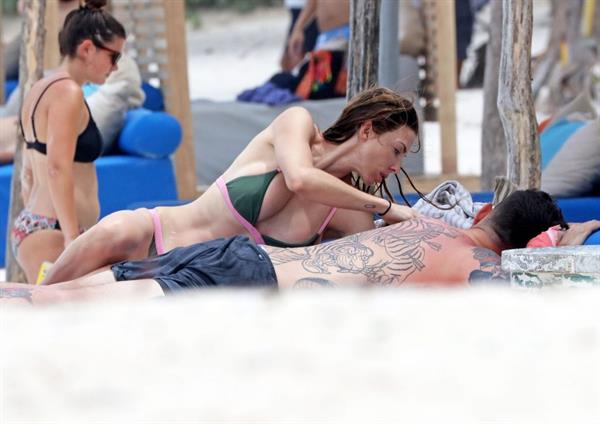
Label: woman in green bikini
xmin=42 ymin=87 xmax=420 ymax=284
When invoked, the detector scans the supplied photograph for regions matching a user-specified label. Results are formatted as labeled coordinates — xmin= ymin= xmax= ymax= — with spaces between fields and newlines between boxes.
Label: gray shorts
xmin=111 ymin=236 xmax=278 ymax=293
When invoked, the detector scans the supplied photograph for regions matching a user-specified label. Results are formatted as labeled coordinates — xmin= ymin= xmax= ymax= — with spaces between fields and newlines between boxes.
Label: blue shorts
xmin=111 ymin=236 xmax=278 ymax=293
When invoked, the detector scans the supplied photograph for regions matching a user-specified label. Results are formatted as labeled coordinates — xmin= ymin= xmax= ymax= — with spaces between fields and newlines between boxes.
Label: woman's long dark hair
xmin=323 ymin=87 xmax=449 ymax=210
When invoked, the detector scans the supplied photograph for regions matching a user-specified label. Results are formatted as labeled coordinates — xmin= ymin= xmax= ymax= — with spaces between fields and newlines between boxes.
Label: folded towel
xmin=412 ymin=180 xmax=486 ymax=229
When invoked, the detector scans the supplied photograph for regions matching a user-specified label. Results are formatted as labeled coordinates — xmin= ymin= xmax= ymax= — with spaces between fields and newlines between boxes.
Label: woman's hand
xmin=382 ymin=203 xmax=419 ymax=224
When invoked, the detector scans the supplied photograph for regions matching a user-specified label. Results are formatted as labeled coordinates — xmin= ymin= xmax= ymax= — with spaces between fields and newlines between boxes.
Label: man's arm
xmin=558 ymin=220 xmax=600 ymax=246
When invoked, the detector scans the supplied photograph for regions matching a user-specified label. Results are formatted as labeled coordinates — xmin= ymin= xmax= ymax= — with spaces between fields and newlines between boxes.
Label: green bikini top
xmin=220 ymin=170 xmax=337 ymax=248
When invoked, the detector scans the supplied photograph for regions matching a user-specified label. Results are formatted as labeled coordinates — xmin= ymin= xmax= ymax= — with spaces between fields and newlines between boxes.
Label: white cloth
xmin=86 ymin=53 xmax=145 ymax=151
xmin=284 ymin=0 xmax=306 ymax=9
xmin=412 ymin=180 xmax=486 ymax=229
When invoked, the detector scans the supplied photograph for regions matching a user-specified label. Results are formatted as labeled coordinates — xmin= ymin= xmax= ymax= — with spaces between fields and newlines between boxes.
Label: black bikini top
xmin=19 ymin=77 xmax=103 ymax=163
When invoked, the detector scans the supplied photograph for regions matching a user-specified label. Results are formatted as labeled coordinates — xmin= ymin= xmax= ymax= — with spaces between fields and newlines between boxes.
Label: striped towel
xmin=412 ymin=180 xmax=486 ymax=229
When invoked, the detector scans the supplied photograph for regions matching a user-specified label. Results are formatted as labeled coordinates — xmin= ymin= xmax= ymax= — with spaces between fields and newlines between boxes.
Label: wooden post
xmin=532 ymin=0 xmax=566 ymax=98
xmin=44 ymin=0 xmax=61 ymax=69
xmin=162 ymin=0 xmax=198 ymax=200
xmin=6 ymin=0 xmax=47 ymax=281
xmin=594 ymin=0 xmax=600 ymax=45
xmin=0 ymin=2 xmax=4 ymax=104
xmin=497 ymin=0 xmax=539 ymax=189
xmin=480 ymin=0 xmax=505 ymax=190
xmin=378 ymin=0 xmax=398 ymax=89
xmin=433 ymin=0 xmax=457 ymax=175
xmin=347 ymin=0 xmax=381 ymax=99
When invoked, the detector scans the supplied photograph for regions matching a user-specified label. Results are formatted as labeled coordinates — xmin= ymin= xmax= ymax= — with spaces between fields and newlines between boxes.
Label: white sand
xmin=2 ymin=288 xmax=600 ymax=422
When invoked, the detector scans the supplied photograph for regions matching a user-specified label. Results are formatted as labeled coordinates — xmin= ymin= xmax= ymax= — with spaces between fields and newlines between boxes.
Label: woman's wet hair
xmin=322 ymin=87 xmax=434 ymax=209
xmin=59 ymin=0 xmax=126 ymax=58
xmin=323 ymin=87 xmax=419 ymax=145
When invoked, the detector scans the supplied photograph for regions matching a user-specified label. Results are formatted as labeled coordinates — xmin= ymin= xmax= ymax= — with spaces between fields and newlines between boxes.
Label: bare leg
xmin=1 ymin=272 xmax=165 ymax=306
xmin=43 ymin=209 xmax=156 ymax=285
xmin=0 ymin=282 xmax=40 ymax=306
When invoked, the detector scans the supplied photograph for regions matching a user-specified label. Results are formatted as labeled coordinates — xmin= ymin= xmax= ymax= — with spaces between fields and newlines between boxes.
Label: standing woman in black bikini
xmin=11 ymin=0 xmax=125 ymax=283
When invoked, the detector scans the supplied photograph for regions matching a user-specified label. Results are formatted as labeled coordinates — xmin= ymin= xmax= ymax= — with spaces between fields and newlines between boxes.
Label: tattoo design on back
xmin=370 ymin=219 xmax=460 ymax=283
xmin=293 ymin=277 xmax=337 ymax=288
xmin=468 ymin=247 xmax=508 ymax=283
xmin=269 ymin=218 xmax=461 ymax=286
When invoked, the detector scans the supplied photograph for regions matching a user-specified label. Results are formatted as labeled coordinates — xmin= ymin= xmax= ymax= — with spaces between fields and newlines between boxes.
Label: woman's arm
xmin=272 ymin=107 xmax=416 ymax=223
xmin=45 ymin=82 xmax=84 ymax=248
xmin=20 ymin=150 xmax=33 ymax=205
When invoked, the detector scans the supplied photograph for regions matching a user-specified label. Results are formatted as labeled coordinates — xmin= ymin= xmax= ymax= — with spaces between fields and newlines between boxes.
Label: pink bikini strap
xmin=216 ymin=177 xmax=266 ymax=245
xmin=148 ymin=209 xmax=166 ymax=255
xmin=318 ymin=208 xmax=337 ymax=234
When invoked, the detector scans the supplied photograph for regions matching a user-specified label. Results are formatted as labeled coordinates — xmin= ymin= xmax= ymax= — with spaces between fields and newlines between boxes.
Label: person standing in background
xmin=12 ymin=0 xmax=126 ymax=283
xmin=280 ymin=0 xmax=319 ymax=72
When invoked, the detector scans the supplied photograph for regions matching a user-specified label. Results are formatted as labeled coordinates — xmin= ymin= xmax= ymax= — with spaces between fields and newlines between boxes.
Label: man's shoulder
xmin=384 ymin=216 xmax=463 ymax=236
xmin=464 ymin=246 xmax=507 ymax=284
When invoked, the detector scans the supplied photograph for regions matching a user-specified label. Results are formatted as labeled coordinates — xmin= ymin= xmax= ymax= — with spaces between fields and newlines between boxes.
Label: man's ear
xmin=358 ymin=120 xmax=372 ymax=142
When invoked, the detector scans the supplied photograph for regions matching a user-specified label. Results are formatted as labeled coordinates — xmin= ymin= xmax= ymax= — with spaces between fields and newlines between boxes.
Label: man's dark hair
xmin=488 ymin=189 xmax=568 ymax=249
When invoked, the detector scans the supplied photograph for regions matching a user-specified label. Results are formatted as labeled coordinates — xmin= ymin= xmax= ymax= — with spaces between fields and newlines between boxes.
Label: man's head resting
xmin=486 ymin=189 xmax=568 ymax=249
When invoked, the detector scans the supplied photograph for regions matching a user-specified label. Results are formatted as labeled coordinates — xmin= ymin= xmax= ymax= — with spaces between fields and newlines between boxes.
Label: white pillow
xmin=86 ymin=54 xmax=145 ymax=151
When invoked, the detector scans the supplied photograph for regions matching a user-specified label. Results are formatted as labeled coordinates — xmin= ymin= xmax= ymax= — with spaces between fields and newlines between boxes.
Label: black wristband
xmin=380 ymin=199 xmax=392 ymax=216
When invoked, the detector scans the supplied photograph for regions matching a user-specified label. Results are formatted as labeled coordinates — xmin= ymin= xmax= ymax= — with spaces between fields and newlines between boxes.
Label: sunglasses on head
xmin=92 ymin=40 xmax=121 ymax=65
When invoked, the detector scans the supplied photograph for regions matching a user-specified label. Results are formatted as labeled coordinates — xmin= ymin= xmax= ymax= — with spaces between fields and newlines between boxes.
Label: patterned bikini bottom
xmin=11 ymin=209 xmax=62 ymax=256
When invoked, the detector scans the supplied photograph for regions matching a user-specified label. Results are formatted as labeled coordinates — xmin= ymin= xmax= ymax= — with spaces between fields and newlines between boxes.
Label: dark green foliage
xmin=2 ymin=0 xmax=20 ymax=14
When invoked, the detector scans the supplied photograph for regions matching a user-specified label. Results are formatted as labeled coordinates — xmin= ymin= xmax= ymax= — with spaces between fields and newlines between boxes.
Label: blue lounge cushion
xmin=584 ymin=229 xmax=600 ymax=245
xmin=4 ymin=79 xmax=19 ymax=101
xmin=95 ymin=156 xmax=178 ymax=216
xmin=141 ymin=82 xmax=165 ymax=112
xmin=541 ymin=119 xmax=600 ymax=197
xmin=539 ymin=119 xmax=586 ymax=169
xmin=118 ymin=108 xmax=182 ymax=158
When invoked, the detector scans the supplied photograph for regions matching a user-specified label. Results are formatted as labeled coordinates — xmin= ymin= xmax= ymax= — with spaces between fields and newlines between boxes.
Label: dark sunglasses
xmin=92 ymin=40 xmax=122 ymax=65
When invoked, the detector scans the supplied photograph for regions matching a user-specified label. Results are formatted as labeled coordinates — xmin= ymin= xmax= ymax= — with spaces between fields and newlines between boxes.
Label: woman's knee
xmin=92 ymin=210 xmax=152 ymax=255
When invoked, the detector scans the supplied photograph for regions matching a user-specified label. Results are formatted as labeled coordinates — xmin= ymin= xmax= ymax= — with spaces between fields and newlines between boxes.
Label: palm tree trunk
xmin=347 ymin=0 xmax=381 ymax=99
xmin=6 ymin=0 xmax=46 ymax=282
xmin=497 ymin=0 xmax=540 ymax=189
xmin=480 ymin=0 xmax=505 ymax=190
